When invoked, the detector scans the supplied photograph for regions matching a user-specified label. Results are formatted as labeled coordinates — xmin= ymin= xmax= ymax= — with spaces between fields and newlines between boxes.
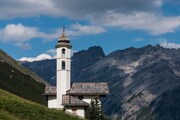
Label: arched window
xmin=62 ymin=48 xmax=65 ymax=57
xmin=62 ymin=61 xmax=65 ymax=70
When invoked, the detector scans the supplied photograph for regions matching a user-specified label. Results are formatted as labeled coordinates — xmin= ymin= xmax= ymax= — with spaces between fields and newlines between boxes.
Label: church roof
xmin=66 ymin=82 xmax=109 ymax=96
xmin=44 ymin=86 xmax=56 ymax=96
xmin=62 ymin=95 xmax=89 ymax=107
xmin=44 ymin=82 xmax=109 ymax=96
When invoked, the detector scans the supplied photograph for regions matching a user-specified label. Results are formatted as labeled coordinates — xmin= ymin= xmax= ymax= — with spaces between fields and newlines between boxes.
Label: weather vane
xmin=63 ymin=25 xmax=65 ymax=33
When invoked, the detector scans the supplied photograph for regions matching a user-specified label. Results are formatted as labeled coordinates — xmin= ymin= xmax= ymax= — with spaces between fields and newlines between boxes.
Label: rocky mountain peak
xmin=72 ymin=46 xmax=105 ymax=81
xmin=21 ymin=45 xmax=180 ymax=120
xmin=72 ymin=46 xmax=105 ymax=59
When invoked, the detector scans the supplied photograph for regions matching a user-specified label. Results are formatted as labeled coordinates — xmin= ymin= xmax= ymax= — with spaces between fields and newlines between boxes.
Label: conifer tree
xmin=86 ymin=96 xmax=105 ymax=120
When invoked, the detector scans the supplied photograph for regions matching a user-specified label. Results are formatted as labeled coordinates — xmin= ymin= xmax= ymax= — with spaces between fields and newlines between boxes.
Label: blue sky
xmin=0 ymin=0 xmax=180 ymax=60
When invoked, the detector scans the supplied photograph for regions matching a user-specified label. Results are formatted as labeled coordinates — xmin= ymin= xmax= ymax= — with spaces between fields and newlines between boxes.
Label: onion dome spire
xmin=56 ymin=26 xmax=72 ymax=48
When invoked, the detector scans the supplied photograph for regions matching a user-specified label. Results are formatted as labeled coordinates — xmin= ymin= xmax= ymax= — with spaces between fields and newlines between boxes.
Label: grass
xmin=0 ymin=60 xmax=46 ymax=105
xmin=0 ymin=89 xmax=81 ymax=120
xmin=0 ymin=49 xmax=46 ymax=84
xmin=0 ymin=50 xmax=81 ymax=120
xmin=0 ymin=110 xmax=18 ymax=120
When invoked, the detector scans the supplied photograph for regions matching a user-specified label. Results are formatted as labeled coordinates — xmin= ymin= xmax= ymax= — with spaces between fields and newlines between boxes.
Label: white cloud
xmin=46 ymin=49 xmax=56 ymax=56
xmin=16 ymin=42 xmax=32 ymax=50
xmin=45 ymin=49 xmax=56 ymax=58
xmin=0 ymin=23 xmax=54 ymax=49
xmin=18 ymin=54 xmax=54 ymax=62
xmin=1 ymin=0 xmax=180 ymax=36
xmin=2 ymin=23 xmax=37 ymax=41
xmin=45 ymin=48 xmax=78 ymax=57
xmin=133 ymin=38 xmax=144 ymax=42
xmin=91 ymin=12 xmax=180 ymax=35
xmin=154 ymin=0 xmax=163 ymax=6
xmin=0 ymin=23 xmax=36 ymax=49
xmin=160 ymin=41 xmax=180 ymax=49
xmin=19 ymin=48 xmax=78 ymax=62
xmin=0 ymin=23 xmax=105 ymax=49
xmin=0 ymin=0 xmax=162 ymax=19
xmin=67 ymin=23 xmax=106 ymax=37
xmin=0 ymin=0 xmax=58 ymax=19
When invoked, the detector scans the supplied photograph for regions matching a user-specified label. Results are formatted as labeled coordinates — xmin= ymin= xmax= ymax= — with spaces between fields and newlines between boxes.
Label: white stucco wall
xmin=64 ymin=96 xmax=102 ymax=118
xmin=76 ymin=109 xmax=85 ymax=118
xmin=66 ymin=107 xmax=85 ymax=118
xmin=56 ymin=47 xmax=71 ymax=108
xmin=57 ymin=47 xmax=71 ymax=59
xmin=48 ymin=96 xmax=57 ymax=108
xmin=82 ymin=96 xmax=95 ymax=104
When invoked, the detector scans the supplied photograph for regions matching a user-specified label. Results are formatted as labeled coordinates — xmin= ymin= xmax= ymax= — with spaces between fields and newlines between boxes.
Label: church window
xmin=62 ymin=48 xmax=65 ymax=57
xmin=62 ymin=61 xmax=65 ymax=70
xmin=78 ymin=96 xmax=84 ymax=100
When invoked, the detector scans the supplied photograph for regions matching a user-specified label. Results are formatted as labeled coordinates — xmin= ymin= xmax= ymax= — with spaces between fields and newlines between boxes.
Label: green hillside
xmin=0 ymin=50 xmax=46 ymax=105
xmin=0 ymin=49 xmax=46 ymax=84
xmin=0 ymin=89 xmax=81 ymax=120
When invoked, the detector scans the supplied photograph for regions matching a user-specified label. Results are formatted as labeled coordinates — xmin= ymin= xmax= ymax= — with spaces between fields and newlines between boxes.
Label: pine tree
xmin=86 ymin=96 xmax=106 ymax=120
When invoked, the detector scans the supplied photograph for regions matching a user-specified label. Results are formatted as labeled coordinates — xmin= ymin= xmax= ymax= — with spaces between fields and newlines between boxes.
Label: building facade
xmin=44 ymin=29 xmax=109 ymax=118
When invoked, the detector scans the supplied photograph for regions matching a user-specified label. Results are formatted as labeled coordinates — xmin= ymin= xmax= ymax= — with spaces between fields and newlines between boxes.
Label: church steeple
xmin=60 ymin=26 xmax=66 ymax=38
xmin=56 ymin=27 xmax=71 ymax=49
xmin=59 ymin=26 xmax=68 ymax=39
xmin=56 ymin=27 xmax=72 ymax=108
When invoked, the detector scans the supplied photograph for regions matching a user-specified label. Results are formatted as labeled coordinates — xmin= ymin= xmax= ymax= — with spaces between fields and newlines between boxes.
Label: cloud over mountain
xmin=18 ymin=48 xmax=78 ymax=62
xmin=18 ymin=54 xmax=54 ymax=62
xmin=160 ymin=41 xmax=180 ymax=49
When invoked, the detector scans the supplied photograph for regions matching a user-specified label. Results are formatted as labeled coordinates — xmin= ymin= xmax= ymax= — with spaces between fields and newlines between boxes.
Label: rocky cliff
xmin=21 ymin=45 xmax=180 ymax=120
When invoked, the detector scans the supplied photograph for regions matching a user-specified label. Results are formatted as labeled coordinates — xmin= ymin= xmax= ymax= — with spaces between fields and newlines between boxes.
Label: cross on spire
xmin=56 ymin=25 xmax=71 ymax=48
xmin=60 ymin=26 xmax=67 ymax=38
xmin=63 ymin=26 xmax=65 ymax=33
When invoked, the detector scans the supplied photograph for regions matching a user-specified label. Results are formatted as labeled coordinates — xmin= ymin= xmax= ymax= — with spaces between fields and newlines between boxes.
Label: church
xmin=44 ymin=28 xmax=109 ymax=118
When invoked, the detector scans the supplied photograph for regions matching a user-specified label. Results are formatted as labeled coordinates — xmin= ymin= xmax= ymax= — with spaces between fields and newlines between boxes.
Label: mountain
xmin=0 ymin=89 xmax=80 ymax=120
xmin=72 ymin=46 xmax=105 ymax=82
xmin=0 ymin=49 xmax=46 ymax=84
xmin=21 ymin=59 xmax=56 ymax=85
xmin=0 ymin=49 xmax=47 ymax=104
xmin=21 ymin=46 xmax=105 ymax=85
xmin=21 ymin=45 xmax=180 ymax=120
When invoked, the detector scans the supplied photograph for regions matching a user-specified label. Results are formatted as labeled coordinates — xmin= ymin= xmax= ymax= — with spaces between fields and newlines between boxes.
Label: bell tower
xmin=55 ymin=27 xmax=72 ymax=108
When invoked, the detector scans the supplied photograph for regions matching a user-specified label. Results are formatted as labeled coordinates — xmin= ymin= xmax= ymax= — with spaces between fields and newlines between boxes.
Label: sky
xmin=0 ymin=0 xmax=180 ymax=60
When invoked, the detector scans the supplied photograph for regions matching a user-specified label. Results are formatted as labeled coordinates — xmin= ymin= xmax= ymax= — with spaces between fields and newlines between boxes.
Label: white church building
xmin=44 ymin=29 xmax=109 ymax=118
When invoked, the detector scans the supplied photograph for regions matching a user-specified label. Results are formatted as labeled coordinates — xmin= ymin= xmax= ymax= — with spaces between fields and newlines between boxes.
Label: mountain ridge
xmin=0 ymin=49 xmax=47 ymax=105
xmin=0 ymin=49 xmax=47 ymax=84
xmin=21 ymin=45 xmax=180 ymax=120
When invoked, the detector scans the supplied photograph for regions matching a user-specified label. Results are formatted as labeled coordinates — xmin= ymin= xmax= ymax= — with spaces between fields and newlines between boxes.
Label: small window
xmin=62 ymin=48 xmax=65 ymax=57
xmin=62 ymin=61 xmax=65 ymax=70
xmin=78 ymin=96 xmax=84 ymax=100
